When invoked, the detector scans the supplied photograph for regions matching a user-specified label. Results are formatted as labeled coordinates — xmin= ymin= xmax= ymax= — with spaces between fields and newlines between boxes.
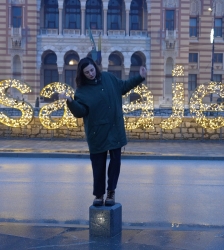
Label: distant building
xmin=0 ymin=0 xmax=223 ymax=108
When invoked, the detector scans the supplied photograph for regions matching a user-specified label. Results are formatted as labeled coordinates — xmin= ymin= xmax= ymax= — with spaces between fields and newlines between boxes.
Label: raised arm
xmin=120 ymin=66 xmax=147 ymax=95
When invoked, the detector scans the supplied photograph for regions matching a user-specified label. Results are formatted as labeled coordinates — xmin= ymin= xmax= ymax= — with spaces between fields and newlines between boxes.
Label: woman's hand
xmin=58 ymin=92 xmax=73 ymax=102
xmin=139 ymin=66 xmax=147 ymax=78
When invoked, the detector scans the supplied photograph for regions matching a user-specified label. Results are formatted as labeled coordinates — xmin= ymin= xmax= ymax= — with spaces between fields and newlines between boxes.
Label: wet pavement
xmin=0 ymin=138 xmax=224 ymax=159
xmin=0 ymin=138 xmax=224 ymax=249
xmin=0 ymin=223 xmax=224 ymax=250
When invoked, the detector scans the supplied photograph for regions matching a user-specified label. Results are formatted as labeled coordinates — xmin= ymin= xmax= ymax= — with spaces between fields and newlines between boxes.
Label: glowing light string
xmin=160 ymin=65 xmax=185 ymax=130
xmin=39 ymin=82 xmax=77 ymax=129
xmin=122 ymin=83 xmax=154 ymax=130
xmin=190 ymin=81 xmax=224 ymax=129
xmin=0 ymin=79 xmax=33 ymax=127
xmin=160 ymin=83 xmax=184 ymax=129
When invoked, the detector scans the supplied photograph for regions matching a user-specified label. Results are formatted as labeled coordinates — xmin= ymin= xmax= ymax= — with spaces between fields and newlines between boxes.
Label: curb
xmin=0 ymin=152 xmax=224 ymax=160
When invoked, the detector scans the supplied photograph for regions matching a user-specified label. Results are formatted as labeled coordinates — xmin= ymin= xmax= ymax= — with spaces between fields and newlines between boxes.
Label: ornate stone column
xmin=59 ymin=8 xmax=63 ymax=35
xmin=125 ymin=10 xmax=130 ymax=36
xmin=81 ymin=8 xmax=85 ymax=36
xmin=103 ymin=1 xmax=108 ymax=37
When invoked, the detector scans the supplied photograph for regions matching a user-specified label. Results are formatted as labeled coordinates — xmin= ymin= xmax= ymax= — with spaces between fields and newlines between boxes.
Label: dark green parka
xmin=67 ymin=72 xmax=145 ymax=154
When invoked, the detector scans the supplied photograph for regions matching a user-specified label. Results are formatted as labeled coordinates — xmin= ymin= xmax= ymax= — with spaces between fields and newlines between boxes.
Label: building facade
xmin=1 ymin=0 xmax=224 ymax=108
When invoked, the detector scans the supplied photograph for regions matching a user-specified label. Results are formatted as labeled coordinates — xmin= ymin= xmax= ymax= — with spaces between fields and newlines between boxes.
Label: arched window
xmin=86 ymin=0 xmax=102 ymax=29
xmin=109 ymin=54 xmax=122 ymax=66
xmin=43 ymin=52 xmax=58 ymax=102
xmin=130 ymin=53 xmax=142 ymax=77
xmin=44 ymin=53 xmax=57 ymax=65
xmin=64 ymin=0 xmax=81 ymax=29
xmin=130 ymin=0 xmax=143 ymax=30
xmin=44 ymin=0 xmax=59 ymax=28
xmin=108 ymin=0 xmax=122 ymax=30
xmin=108 ymin=53 xmax=123 ymax=78
xmin=64 ymin=52 xmax=79 ymax=88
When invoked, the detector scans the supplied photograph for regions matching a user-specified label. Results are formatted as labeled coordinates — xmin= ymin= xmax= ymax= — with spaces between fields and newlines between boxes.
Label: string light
xmin=122 ymin=83 xmax=154 ymax=130
xmin=0 ymin=79 xmax=33 ymax=127
xmin=160 ymin=83 xmax=184 ymax=129
xmin=39 ymin=82 xmax=77 ymax=129
xmin=172 ymin=65 xmax=184 ymax=77
xmin=190 ymin=81 xmax=224 ymax=129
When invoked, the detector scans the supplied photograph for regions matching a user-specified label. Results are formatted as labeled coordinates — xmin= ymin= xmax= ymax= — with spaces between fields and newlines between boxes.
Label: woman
xmin=60 ymin=57 xmax=146 ymax=206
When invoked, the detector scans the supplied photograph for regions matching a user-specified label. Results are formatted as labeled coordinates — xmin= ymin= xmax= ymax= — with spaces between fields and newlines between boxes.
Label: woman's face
xmin=83 ymin=64 xmax=96 ymax=80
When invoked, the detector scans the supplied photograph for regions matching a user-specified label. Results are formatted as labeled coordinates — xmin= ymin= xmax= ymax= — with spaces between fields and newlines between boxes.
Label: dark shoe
xmin=93 ymin=195 xmax=104 ymax=206
xmin=105 ymin=190 xmax=115 ymax=206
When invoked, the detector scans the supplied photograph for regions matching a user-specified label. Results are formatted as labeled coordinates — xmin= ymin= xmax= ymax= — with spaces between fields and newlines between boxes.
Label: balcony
xmin=189 ymin=63 xmax=198 ymax=70
xmin=107 ymin=30 xmax=125 ymax=37
xmin=11 ymin=27 xmax=22 ymax=49
xmin=165 ymin=29 xmax=176 ymax=49
xmin=41 ymin=29 xmax=58 ymax=35
xmin=63 ymin=29 xmax=80 ymax=36
xmin=214 ymin=63 xmax=223 ymax=70
xmin=130 ymin=30 xmax=148 ymax=37
xmin=86 ymin=29 xmax=102 ymax=36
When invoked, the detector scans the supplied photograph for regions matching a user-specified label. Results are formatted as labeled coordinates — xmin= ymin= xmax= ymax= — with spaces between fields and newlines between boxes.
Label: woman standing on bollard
xmin=60 ymin=57 xmax=146 ymax=206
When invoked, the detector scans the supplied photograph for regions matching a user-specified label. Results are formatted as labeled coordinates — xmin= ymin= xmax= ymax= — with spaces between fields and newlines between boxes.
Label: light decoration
xmin=190 ymin=81 xmax=224 ymax=129
xmin=39 ymin=82 xmax=77 ymax=129
xmin=172 ymin=65 xmax=184 ymax=77
xmin=122 ymin=84 xmax=154 ymax=130
xmin=160 ymin=65 xmax=185 ymax=130
xmin=160 ymin=83 xmax=184 ymax=129
xmin=0 ymin=79 xmax=33 ymax=127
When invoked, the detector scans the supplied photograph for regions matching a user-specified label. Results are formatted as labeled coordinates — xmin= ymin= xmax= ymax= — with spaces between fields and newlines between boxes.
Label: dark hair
xmin=76 ymin=57 xmax=101 ymax=88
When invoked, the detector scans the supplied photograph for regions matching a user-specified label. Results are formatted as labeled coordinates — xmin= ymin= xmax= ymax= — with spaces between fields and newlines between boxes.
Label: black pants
xmin=90 ymin=147 xmax=121 ymax=196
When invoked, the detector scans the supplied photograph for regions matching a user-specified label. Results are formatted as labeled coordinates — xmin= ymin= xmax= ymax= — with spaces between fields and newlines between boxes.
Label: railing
xmin=41 ymin=29 xmax=58 ymax=35
xmin=107 ymin=30 xmax=125 ymax=36
xmin=63 ymin=29 xmax=80 ymax=36
xmin=165 ymin=29 xmax=176 ymax=40
xmin=86 ymin=29 xmax=102 ymax=36
xmin=130 ymin=30 xmax=148 ymax=37
xmin=11 ymin=27 xmax=21 ymax=37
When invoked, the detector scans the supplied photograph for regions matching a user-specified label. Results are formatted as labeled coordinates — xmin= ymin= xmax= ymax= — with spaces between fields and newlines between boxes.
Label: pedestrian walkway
xmin=0 ymin=222 xmax=223 ymax=250
xmin=0 ymin=138 xmax=224 ymax=159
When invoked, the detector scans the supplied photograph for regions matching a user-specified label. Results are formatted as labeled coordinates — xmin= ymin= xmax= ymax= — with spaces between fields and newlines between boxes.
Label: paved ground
xmin=0 ymin=138 xmax=224 ymax=159
xmin=0 ymin=138 xmax=224 ymax=249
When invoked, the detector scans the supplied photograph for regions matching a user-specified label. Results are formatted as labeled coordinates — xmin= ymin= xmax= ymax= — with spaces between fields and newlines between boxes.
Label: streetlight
xmin=208 ymin=7 xmax=215 ymax=103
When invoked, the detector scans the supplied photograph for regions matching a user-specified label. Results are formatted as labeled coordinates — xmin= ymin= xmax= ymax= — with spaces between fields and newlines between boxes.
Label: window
xmin=189 ymin=17 xmax=198 ymax=37
xmin=44 ymin=0 xmax=59 ymax=28
xmin=214 ymin=53 xmax=223 ymax=63
xmin=108 ymin=0 xmax=122 ymax=30
xmin=188 ymin=74 xmax=197 ymax=91
xmin=86 ymin=0 xmax=102 ymax=29
xmin=213 ymin=74 xmax=222 ymax=82
xmin=109 ymin=54 xmax=122 ymax=66
xmin=65 ymin=54 xmax=79 ymax=66
xmin=43 ymin=52 xmax=58 ymax=102
xmin=130 ymin=0 xmax=143 ymax=30
xmin=131 ymin=54 xmax=142 ymax=66
xmin=189 ymin=53 xmax=198 ymax=63
xmin=44 ymin=53 xmax=57 ymax=65
xmin=44 ymin=69 xmax=58 ymax=86
xmin=108 ymin=53 xmax=122 ymax=78
xmin=65 ymin=70 xmax=76 ymax=88
xmin=214 ymin=18 xmax=222 ymax=37
xmin=64 ymin=0 xmax=81 ymax=29
xmin=12 ymin=6 xmax=22 ymax=27
xmin=165 ymin=10 xmax=175 ymax=30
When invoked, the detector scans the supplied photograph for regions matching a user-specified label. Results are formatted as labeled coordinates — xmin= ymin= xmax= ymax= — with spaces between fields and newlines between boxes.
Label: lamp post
xmin=208 ymin=7 xmax=215 ymax=103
